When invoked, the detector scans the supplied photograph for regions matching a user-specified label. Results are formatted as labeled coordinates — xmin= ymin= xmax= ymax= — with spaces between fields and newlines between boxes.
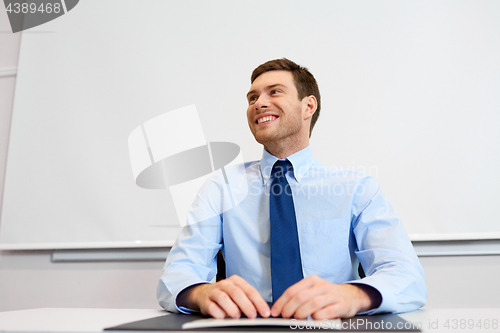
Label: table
xmin=0 ymin=308 xmax=164 ymax=332
xmin=0 ymin=308 xmax=498 ymax=332
xmin=398 ymin=308 xmax=500 ymax=333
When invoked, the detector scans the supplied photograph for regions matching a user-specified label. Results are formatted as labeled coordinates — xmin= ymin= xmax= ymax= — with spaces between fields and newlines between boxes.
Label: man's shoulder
xmin=200 ymin=160 xmax=260 ymax=186
xmin=307 ymin=160 xmax=373 ymax=182
xmin=221 ymin=160 xmax=260 ymax=175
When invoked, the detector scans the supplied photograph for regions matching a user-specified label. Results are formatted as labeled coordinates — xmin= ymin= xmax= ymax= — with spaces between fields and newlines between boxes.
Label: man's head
xmin=250 ymin=58 xmax=321 ymax=137
xmin=246 ymin=58 xmax=320 ymax=158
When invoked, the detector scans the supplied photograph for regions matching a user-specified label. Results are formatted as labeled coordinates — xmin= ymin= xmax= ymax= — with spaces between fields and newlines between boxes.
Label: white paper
xmin=182 ymin=317 xmax=342 ymax=329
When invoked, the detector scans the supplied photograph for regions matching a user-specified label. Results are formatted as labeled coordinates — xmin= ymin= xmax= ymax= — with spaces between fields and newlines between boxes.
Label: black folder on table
xmin=104 ymin=312 xmax=421 ymax=332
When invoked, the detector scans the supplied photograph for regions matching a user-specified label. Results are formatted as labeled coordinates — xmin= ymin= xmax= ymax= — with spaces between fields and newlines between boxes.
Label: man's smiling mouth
xmin=256 ymin=115 xmax=278 ymax=124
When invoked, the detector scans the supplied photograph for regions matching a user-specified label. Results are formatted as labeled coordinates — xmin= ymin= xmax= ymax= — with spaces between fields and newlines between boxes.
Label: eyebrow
xmin=246 ymin=84 xmax=286 ymax=99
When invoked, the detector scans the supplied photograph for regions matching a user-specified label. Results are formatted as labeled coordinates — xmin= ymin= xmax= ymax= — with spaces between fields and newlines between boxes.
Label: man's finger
xmin=208 ymin=288 xmax=242 ymax=319
xmin=282 ymin=284 xmax=332 ymax=318
xmin=311 ymin=303 xmax=344 ymax=320
xmin=232 ymin=277 xmax=271 ymax=318
xmin=310 ymin=286 xmax=363 ymax=319
xmin=293 ymin=293 xmax=336 ymax=319
xmin=194 ymin=275 xmax=271 ymax=319
xmin=219 ymin=281 xmax=258 ymax=319
xmin=246 ymin=290 xmax=271 ymax=318
xmin=200 ymin=299 xmax=228 ymax=319
xmin=271 ymin=278 xmax=311 ymax=317
xmin=271 ymin=276 xmax=324 ymax=318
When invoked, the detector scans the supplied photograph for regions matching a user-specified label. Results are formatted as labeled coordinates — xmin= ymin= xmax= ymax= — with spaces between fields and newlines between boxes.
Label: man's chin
xmin=253 ymin=133 xmax=275 ymax=145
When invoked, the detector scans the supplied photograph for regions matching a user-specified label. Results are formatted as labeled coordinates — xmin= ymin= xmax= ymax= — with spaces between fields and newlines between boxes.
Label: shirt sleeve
xmin=157 ymin=173 xmax=225 ymax=313
xmin=348 ymin=175 xmax=427 ymax=314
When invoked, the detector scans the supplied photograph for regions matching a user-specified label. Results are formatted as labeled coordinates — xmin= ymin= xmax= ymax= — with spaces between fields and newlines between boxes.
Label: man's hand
xmin=271 ymin=275 xmax=374 ymax=320
xmin=178 ymin=275 xmax=271 ymax=319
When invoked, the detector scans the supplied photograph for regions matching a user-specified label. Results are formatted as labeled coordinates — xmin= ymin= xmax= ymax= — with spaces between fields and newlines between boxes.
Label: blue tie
xmin=270 ymin=160 xmax=303 ymax=302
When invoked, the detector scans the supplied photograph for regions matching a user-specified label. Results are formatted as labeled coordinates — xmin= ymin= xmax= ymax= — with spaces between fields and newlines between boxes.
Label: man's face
xmin=246 ymin=70 xmax=308 ymax=146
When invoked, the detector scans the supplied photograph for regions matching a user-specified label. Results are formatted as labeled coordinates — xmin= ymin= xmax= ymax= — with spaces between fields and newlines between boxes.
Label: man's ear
xmin=302 ymin=95 xmax=317 ymax=120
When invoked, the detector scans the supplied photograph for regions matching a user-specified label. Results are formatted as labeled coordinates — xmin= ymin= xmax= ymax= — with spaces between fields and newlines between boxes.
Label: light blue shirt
xmin=157 ymin=146 xmax=426 ymax=314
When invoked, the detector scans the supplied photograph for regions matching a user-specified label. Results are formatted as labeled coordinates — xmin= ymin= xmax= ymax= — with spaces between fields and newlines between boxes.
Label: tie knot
xmin=272 ymin=160 xmax=292 ymax=179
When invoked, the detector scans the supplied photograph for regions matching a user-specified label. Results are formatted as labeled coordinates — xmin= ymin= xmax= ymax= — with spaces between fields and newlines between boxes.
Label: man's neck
xmin=264 ymin=138 xmax=309 ymax=159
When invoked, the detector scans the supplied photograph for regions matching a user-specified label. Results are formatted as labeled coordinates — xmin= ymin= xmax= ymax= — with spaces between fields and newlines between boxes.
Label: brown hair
xmin=251 ymin=58 xmax=321 ymax=137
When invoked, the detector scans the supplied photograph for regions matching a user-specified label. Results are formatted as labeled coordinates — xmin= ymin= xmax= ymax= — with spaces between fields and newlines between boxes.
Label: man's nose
xmin=254 ymin=95 xmax=270 ymax=109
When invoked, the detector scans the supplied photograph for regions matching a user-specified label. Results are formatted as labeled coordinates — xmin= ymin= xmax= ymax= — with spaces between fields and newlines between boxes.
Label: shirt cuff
xmin=177 ymin=306 xmax=201 ymax=314
xmin=348 ymin=282 xmax=383 ymax=315
xmin=174 ymin=282 xmax=209 ymax=314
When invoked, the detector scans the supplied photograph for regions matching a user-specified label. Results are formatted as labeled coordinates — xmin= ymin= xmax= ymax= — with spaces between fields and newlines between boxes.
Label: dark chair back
xmin=215 ymin=249 xmax=366 ymax=281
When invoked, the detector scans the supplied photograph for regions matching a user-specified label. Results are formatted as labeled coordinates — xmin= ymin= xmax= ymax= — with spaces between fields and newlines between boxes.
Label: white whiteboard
xmin=1 ymin=0 xmax=500 ymax=249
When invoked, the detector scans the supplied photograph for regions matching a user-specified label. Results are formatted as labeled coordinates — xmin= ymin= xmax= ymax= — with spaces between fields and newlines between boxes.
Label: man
xmin=157 ymin=58 xmax=426 ymax=320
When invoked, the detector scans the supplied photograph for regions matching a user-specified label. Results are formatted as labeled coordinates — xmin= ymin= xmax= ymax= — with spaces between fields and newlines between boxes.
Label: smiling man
xmin=157 ymin=58 xmax=426 ymax=320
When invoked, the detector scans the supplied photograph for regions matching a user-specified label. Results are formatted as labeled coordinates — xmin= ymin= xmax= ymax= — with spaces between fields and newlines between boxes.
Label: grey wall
xmin=1 ymin=250 xmax=499 ymax=312
xmin=1 ymin=7 xmax=499 ymax=313
xmin=0 ymin=8 xmax=17 ymax=218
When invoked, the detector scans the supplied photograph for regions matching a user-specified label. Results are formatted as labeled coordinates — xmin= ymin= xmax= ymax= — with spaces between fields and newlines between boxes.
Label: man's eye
xmin=249 ymin=96 xmax=257 ymax=103
xmin=271 ymin=90 xmax=280 ymax=95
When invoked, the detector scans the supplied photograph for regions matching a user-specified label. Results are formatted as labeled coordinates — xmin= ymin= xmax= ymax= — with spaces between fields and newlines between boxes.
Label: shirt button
xmin=264 ymin=175 xmax=269 ymax=179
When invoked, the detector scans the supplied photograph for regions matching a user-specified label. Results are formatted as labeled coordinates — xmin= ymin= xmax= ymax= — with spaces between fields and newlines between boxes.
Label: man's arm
xmin=157 ymin=172 xmax=226 ymax=313
xmin=348 ymin=175 xmax=427 ymax=314
xmin=157 ymin=168 xmax=271 ymax=317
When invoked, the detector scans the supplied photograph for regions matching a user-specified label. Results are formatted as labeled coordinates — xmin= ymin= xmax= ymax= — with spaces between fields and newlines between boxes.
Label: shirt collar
xmin=259 ymin=145 xmax=314 ymax=185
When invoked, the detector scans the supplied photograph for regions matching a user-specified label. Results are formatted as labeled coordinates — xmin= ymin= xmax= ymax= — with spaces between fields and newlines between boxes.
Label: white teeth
xmin=257 ymin=116 xmax=276 ymax=124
